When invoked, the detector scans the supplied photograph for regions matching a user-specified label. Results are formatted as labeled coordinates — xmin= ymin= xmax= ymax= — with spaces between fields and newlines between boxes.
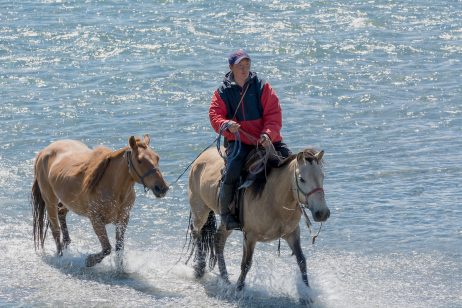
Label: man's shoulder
xmin=217 ymin=82 xmax=232 ymax=95
xmin=250 ymin=72 xmax=267 ymax=88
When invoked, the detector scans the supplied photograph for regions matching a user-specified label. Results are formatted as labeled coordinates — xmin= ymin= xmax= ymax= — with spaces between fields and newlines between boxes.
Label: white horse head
xmin=293 ymin=149 xmax=330 ymax=222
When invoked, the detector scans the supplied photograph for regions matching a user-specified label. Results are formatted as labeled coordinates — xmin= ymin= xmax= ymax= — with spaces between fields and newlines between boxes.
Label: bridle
xmin=294 ymin=167 xmax=324 ymax=208
xmin=125 ymin=150 xmax=159 ymax=192
xmin=293 ymin=162 xmax=325 ymax=244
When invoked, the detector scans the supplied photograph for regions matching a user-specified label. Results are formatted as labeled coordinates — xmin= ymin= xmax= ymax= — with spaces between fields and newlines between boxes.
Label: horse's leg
xmin=192 ymin=226 xmax=206 ymax=278
xmin=115 ymin=215 xmax=129 ymax=270
xmin=115 ymin=215 xmax=129 ymax=252
xmin=86 ymin=216 xmax=111 ymax=267
xmin=191 ymin=211 xmax=216 ymax=278
xmin=215 ymin=223 xmax=232 ymax=283
xmin=236 ymin=234 xmax=256 ymax=291
xmin=58 ymin=203 xmax=71 ymax=248
xmin=284 ymin=226 xmax=309 ymax=287
xmin=189 ymin=198 xmax=214 ymax=278
xmin=285 ymin=227 xmax=315 ymax=305
xmin=42 ymin=194 xmax=63 ymax=256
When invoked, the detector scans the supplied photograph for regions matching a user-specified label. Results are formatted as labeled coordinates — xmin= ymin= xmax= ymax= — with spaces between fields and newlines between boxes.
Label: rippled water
xmin=1 ymin=1 xmax=461 ymax=307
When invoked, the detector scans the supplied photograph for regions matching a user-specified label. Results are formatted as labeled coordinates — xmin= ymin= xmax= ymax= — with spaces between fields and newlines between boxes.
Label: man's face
xmin=230 ymin=58 xmax=251 ymax=82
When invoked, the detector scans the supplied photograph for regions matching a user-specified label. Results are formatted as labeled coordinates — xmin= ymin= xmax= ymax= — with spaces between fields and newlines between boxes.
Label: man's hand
xmin=258 ymin=133 xmax=271 ymax=147
xmin=226 ymin=121 xmax=240 ymax=133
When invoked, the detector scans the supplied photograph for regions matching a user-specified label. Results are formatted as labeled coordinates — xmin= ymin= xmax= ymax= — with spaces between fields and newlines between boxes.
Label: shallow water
xmin=1 ymin=0 xmax=461 ymax=307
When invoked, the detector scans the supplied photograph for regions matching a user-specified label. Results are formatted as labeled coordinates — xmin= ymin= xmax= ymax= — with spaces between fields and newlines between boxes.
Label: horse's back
xmin=41 ymin=139 xmax=91 ymax=160
xmin=35 ymin=140 xmax=94 ymax=205
xmin=189 ymin=147 xmax=224 ymax=213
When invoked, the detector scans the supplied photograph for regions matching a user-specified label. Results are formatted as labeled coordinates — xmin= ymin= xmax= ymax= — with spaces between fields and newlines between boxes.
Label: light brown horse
xmin=31 ymin=135 xmax=169 ymax=267
xmin=188 ymin=147 xmax=329 ymax=292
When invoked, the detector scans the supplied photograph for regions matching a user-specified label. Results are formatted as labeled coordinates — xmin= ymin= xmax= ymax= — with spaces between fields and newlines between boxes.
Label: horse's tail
xmin=31 ymin=178 xmax=47 ymax=250
xmin=201 ymin=211 xmax=217 ymax=270
xmin=186 ymin=210 xmax=217 ymax=271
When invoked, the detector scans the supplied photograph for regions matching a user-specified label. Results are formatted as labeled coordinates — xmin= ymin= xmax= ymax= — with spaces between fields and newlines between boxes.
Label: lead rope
xmin=300 ymin=205 xmax=323 ymax=245
xmin=170 ymin=84 xmax=250 ymax=189
xmin=277 ymin=205 xmax=321 ymax=257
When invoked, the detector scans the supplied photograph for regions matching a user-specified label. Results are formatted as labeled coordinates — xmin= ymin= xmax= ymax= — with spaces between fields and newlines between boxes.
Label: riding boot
xmin=219 ymin=183 xmax=240 ymax=230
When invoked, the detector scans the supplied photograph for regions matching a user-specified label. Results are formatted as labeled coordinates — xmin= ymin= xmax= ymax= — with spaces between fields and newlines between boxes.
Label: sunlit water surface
xmin=0 ymin=1 xmax=461 ymax=307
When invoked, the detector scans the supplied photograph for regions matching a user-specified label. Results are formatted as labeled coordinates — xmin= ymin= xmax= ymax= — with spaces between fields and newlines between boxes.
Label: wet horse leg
xmin=192 ymin=227 xmax=206 ymax=278
xmin=115 ymin=224 xmax=126 ymax=252
xmin=236 ymin=234 xmax=256 ymax=291
xmin=284 ymin=226 xmax=309 ymax=287
xmin=58 ymin=203 xmax=71 ymax=248
xmin=192 ymin=211 xmax=217 ymax=278
xmin=285 ymin=227 xmax=314 ymax=305
xmin=43 ymin=194 xmax=63 ymax=256
xmin=115 ymin=216 xmax=129 ymax=270
xmin=86 ymin=216 xmax=111 ymax=267
xmin=215 ymin=223 xmax=232 ymax=282
xmin=190 ymin=208 xmax=215 ymax=278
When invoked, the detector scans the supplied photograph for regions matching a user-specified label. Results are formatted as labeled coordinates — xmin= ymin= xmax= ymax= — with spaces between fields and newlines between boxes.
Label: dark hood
xmin=222 ymin=71 xmax=257 ymax=88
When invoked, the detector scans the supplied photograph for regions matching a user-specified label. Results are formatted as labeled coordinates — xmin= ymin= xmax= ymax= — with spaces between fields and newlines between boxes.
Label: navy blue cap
xmin=228 ymin=49 xmax=250 ymax=65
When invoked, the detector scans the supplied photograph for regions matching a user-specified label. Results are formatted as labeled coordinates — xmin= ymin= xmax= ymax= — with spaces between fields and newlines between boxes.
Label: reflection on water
xmin=0 ymin=0 xmax=461 ymax=307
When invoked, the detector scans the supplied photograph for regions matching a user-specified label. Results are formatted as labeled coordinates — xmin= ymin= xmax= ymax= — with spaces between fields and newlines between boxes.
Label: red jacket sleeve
xmin=209 ymin=90 xmax=234 ymax=140
xmin=260 ymin=83 xmax=282 ymax=142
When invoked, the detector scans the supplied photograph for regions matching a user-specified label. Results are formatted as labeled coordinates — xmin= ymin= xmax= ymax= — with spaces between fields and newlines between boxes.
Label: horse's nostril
xmin=153 ymin=185 xmax=168 ymax=196
xmin=314 ymin=209 xmax=330 ymax=221
xmin=314 ymin=211 xmax=320 ymax=220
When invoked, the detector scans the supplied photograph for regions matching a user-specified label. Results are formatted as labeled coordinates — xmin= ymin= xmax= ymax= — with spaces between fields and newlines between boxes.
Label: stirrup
xmin=222 ymin=214 xmax=241 ymax=231
xmin=238 ymin=179 xmax=254 ymax=189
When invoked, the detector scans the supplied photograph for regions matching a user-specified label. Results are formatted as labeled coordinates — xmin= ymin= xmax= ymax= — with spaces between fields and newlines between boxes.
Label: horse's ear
xmin=315 ymin=150 xmax=324 ymax=161
xmin=143 ymin=134 xmax=150 ymax=146
xmin=129 ymin=136 xmax=137 ymax=150
xmin=296 ymin=151 xmax=305 ymax=163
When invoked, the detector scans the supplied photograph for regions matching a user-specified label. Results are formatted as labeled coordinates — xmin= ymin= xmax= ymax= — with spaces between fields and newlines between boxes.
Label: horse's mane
xmin=81 ymin=146 xmax=126 ymax=193
xmin=249 ymin=148 xmax=322 ymax=198
xmin=82 ymin=138 xmax=149 ymax=193
xmin=301 ymin=148 xmax=324 ymax=166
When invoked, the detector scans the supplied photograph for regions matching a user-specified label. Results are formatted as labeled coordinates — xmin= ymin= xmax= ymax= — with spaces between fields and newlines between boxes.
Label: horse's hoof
xmin=236 ymin=282 xmax=245 ymax=291
xmin=194 ymin=260 xmax=206 ymax=278
xmin=86 ymin=255 xmax=98 ymax=267
xmin=299 ymin=296 xmax=314 ymax=306
xmin=194 ymin=267 xmax=205 ymax=279
xmin=85 ymin=259 xmax=94 ymax=267
xmin=220 ymin=275 xmax=231 ymax=284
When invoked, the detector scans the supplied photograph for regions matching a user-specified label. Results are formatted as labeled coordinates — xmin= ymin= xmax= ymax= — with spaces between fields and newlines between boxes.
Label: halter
xmin=125 ymin=150 xmax=159 ymax=192
xmin=294 ymin=163 xmax=325 ymax=244
xmin=294 ymin=167 xmax=324 ymax=208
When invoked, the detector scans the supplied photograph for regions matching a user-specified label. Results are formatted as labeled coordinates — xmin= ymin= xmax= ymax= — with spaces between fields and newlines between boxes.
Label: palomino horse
xmin=31 ymin=135 xmax=169 ymax=267
xmin=188 ymin=147 xmax=329 ymax=291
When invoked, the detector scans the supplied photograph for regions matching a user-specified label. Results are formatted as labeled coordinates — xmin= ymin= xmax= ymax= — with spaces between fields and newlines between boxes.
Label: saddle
xmin=220 ymin=148 xmax=295 ymax=227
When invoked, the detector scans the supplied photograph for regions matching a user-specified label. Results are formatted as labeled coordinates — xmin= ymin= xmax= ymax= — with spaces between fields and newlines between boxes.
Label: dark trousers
xmin=223 ymin=141 xmax=292 ymax=185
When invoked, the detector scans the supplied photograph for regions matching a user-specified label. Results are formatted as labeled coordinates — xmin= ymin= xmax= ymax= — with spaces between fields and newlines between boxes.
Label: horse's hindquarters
xmin=189 ymin=148 xmax=224 ymax=218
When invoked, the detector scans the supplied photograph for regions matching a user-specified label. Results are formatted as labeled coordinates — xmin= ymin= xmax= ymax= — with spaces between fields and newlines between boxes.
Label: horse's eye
xmin=299 ymin=177 xmax=305 ymax=183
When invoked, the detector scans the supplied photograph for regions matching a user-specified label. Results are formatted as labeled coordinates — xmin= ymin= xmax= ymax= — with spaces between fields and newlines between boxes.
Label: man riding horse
xmin=209 ymin=49 xmax=292 ymax=230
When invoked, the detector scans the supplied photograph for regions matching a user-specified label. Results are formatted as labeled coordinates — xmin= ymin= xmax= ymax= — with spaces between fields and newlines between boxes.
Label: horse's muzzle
xmin=314 ymin=208 xmax=330 ymax=222
xmin=152 ymin=185 xmax=169 ymax=198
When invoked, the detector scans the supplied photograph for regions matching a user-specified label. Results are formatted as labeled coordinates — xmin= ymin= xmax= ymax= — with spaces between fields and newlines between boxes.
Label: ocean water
xmin=1 ymin=0 xmax=461 ymax=307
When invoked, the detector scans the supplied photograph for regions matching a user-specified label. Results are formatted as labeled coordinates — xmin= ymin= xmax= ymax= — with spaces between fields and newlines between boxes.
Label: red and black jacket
xmin=209 ymin=72 xmax=283 ymax=145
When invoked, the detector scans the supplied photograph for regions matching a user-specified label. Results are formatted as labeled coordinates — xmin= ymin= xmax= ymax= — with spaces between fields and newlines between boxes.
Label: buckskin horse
xmin=31 ymin=135 xmax=168 ymax=267
xmin=188 ymin=147 xmax=329 ymax=293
